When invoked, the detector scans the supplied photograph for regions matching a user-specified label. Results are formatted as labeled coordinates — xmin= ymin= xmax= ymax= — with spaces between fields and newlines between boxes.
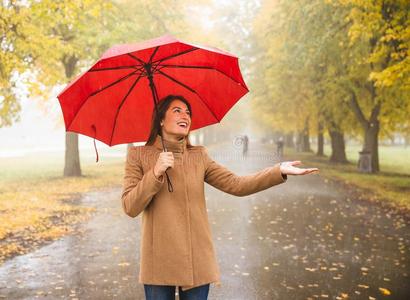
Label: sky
xmin=0 ymin=85 xmax=128 ymax=158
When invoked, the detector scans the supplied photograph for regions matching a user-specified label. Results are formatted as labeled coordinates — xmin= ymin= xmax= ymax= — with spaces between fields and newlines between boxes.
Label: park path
xmin=0 ymin=141 xmax=409 ymax=299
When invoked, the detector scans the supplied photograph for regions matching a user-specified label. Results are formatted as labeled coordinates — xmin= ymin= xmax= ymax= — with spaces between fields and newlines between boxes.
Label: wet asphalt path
xmin=0 ymin=143 xmax=409 ymax=299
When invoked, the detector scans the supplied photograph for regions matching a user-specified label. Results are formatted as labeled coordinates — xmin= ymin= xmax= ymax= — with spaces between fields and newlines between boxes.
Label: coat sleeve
xmin=121 ymin=146 xmax=165 ymax=218
xmin=200 ymin=146 xmax=287 ymax=197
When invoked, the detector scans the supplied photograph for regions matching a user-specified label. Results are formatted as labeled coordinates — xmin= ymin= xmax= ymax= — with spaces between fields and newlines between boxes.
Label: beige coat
xmin=121 ymin=134 xmax=287 ymax=291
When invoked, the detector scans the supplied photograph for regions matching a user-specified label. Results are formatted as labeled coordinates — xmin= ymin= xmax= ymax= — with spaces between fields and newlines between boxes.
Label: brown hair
xmin=145 ymin=94 xmax=193 ymax=148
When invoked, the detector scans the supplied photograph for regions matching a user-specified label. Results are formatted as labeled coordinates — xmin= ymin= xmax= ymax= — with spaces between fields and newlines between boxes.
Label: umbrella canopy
xmin=57 ymin=34 xmax=249 ymax=147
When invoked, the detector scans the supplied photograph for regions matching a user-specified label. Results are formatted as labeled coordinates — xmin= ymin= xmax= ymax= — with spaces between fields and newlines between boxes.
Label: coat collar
xmin=153 ymin=134 xmax=187 ymax=153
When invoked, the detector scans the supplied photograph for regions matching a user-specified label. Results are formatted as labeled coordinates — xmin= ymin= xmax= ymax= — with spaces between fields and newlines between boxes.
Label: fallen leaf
xmin=379 ymin=287 xmax=391 ymax=295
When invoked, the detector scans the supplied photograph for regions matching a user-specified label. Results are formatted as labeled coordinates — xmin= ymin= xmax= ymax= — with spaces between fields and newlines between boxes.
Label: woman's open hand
xmin=279 ymin=161 xmax=319 ymax=176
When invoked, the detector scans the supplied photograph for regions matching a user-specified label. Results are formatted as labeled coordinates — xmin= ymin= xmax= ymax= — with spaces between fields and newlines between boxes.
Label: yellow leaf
xmin=379 ymin=287 xmax=391 ymax=295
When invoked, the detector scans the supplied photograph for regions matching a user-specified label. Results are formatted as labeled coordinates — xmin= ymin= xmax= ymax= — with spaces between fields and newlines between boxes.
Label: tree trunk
xmin=328 ymin=128 xmax=348 ymax=163
xmin=298 ymin=116 xmax=311 ymax=152
xmin=285 ymin=132 xmax=294 ymax=148
xmin=362 ymin=120 xmax=380 ymax=172
xmin=302 ymin=134 xmax=311 ymax=152
xmin=212 ymin=126 xmax=218 ymax=144
xmin=62 ymin=55 xmax=81 ymax=177
xmin=64 ymin=132 xmax=82 ymax=176
xmin=295 ymin=131 xmax=303 ymax=152
xmin=203 ymin=127 xmax=210 ymax=145
xmin=348 ymin=88 xmax=381 ymax=172
xmin=317 ymin=120 xmax=324 ymax=156
xmin=207 ymin=126 xmax=212 ymax=145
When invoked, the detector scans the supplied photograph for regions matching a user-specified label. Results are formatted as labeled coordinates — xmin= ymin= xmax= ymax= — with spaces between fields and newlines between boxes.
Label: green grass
xmin=0 ymin=150 xmax=126 ymax=264
xmin=321 ymin=143 xmax=410 ymax=175
xmin=0 ymin=151 xmax=125 ymax=182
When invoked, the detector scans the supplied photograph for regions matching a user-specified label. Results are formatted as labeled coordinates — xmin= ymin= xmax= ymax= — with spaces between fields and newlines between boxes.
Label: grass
xmin=322 ymin=143 xmax=410 ymax=175
xmin=0 ymin=151 xmax=125 ymax=265
xmin=279 ymin=144 xmax=410 ymax=212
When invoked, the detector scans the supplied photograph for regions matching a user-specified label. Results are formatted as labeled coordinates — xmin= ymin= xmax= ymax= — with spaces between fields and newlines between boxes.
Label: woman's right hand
xmin=153 ymin=151 xmax=174 ymax=179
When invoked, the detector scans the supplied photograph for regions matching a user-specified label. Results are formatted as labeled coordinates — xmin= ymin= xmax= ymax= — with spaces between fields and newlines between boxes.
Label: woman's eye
xmin=173 ymin=109 xmax=190 ymax=115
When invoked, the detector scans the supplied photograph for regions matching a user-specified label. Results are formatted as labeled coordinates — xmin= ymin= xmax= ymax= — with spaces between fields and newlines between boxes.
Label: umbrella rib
xmin=158 ymin=64 xmax=246 ymax=89
xmin=89 ymin=65 xmax=142 ymax=72
xmin=152 ymin=47 xmax=199 ymax=64
xmin=127 ymin=53 xmax=146 ymax=65
xmin=149 ymin=46 xmax=160 ymax=63
xmin=88 ymin=69 xmax=142 ymax=97
xmin=109 ymin=73 xmax=143 ymax=145
xmin=157 ymin=69 xmax=220 ymax=123
xmin=67 ymin=69 xmax=140 ymax=130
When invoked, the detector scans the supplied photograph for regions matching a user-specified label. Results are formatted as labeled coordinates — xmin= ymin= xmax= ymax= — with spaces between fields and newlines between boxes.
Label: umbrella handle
xmin=164 ymin=169 xmax=174 ymax=192
xmin=149 ymin=75 xmax=174 ymax=193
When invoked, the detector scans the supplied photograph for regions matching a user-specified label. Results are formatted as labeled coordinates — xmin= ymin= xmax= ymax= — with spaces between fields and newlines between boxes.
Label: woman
xmin=121 ymin=95 xmax=319 ymax=300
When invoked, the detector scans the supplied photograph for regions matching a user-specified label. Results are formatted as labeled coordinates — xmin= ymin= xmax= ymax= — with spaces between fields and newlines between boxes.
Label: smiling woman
xmin=145 ymin=94 xmax=194 ymax=151
xmin=121 ymin=94 xmax=319 ymax=300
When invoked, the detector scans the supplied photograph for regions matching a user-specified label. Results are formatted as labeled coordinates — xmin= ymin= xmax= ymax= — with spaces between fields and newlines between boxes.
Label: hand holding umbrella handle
xmin=154 ymin=151 xmax=174 ymax=193
xmin=158 ymin=135 xmax=174 ymax=193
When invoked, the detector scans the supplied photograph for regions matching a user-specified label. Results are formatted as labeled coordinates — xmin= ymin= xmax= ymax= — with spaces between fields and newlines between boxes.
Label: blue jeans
xmin=144 ymin=283 xmax=210 ymax=300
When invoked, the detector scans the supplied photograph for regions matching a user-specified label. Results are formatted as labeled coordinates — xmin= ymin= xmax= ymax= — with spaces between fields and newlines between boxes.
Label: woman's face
xmin=161 ymin=99 xmax=191 ymax=138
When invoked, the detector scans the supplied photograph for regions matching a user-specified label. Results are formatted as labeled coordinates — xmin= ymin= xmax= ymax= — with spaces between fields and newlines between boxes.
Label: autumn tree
xmin=0 ymin=1 xmax=56 ymax=127
xmin=335 ymin=0 xmax=410 ymax=171
xmin=252 ymin=0 xmax=409 ymax=171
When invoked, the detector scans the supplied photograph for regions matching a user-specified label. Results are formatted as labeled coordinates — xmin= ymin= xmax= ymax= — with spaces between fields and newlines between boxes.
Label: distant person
xmin=276 ymin=136 xmax=284 ymax=160
xmin=242 ymin=134 xmax=249 ymax=158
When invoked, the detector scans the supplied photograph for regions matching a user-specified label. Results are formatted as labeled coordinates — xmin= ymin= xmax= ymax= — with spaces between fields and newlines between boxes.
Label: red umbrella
xmin=57 ymin=34 xmax=249 ymax=191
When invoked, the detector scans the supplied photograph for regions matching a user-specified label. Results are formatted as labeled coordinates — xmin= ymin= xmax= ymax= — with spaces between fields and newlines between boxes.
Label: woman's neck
xmin=161 ymin=132 xmax=185 ymax=143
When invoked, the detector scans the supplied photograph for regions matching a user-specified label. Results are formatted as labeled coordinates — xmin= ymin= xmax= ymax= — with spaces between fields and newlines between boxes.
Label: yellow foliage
xmin=0 ymin=160 xmax=123 ymax=265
